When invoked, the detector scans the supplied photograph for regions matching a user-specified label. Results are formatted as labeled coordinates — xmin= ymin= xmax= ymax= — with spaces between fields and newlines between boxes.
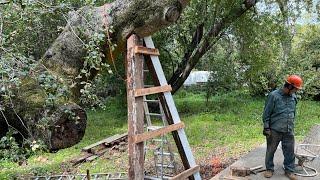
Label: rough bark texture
xmin=1 ymin=0 xmax=189 ymax=150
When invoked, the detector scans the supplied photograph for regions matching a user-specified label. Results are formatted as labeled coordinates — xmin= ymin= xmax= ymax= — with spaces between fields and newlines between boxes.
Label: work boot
xmin=264 ymin=170 xmax=273 ymax=178
xmin=285 ymin=172 xmax=297 ymax=180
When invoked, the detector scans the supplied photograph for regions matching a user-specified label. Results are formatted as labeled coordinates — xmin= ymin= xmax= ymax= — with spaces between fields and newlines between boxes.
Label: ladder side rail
xmin=143 ymin=59 xmax=153 ymax=127
xmin=144 ymin=36 xmax=201 ymax=180
xmin=159 ymin=100 xmax=178 ymax=173
xmin=159 ymin=101 xmax=168 ymax=126
xmin=164 ymin=133 xmax=178 ymax=173
xmin=143 ymin=96 xmax=152 ymax=127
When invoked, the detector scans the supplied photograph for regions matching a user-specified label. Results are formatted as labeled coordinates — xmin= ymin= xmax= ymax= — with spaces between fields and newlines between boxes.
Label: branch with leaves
xmin=169 ymin=0 xmax=258 ymax=93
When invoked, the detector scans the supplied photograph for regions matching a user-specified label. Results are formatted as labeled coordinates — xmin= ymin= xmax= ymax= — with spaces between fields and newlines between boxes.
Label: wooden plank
xmin=85 ymin=148 xmax=109 ymax=162
xmin=135 ymin=85 xmax=172 ymax=97
xmin=169 ymin=165 xmax=200 ymax=180
xmin=132 ymin=122 xmax=185 ymax=144
xmin=82 ymin=133 xmax=127 ymax=152
xmin=144 ymin=36 xmax=201 ymax=180
xmin=71 ymin=152 xmax=93 ymax=166
xmin=86 ymin=155 xmax=99 ymax=162
xmin=127 ymin=34 xmax=145 ymax=180
xmin=134 ymin=45 xmax=160 ymax=56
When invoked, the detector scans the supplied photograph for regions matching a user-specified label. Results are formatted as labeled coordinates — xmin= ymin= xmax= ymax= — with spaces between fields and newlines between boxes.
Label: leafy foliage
xmin=0 ymin=129 xmax=45 ymax=162
xmin=232 ymin=12 xmax=284 ymax=95
xmin=205 ymin=37 xmax=240 ymax=99
xmin=154 ymin=0 xmax=320 ymax=97
xmin=289 ymin=25 xmax=320 ymax=100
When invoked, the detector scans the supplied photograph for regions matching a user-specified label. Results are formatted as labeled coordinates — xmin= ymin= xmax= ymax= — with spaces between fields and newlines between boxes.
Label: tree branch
xmin=168 ymin=0 xmax=257 ymax=93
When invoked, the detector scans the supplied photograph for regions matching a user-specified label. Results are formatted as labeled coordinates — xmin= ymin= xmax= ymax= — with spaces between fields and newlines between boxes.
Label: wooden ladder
xmin=126 ymin=34 xmax=201 ymax=180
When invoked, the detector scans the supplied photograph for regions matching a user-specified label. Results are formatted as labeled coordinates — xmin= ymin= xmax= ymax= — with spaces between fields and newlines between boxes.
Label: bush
xmin=0 ymin=130 xmax=46 ymax=162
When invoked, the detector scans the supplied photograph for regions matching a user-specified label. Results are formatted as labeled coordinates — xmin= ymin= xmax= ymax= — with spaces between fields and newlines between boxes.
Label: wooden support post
xmin=126 ymin=34 xmax=145 ymax=180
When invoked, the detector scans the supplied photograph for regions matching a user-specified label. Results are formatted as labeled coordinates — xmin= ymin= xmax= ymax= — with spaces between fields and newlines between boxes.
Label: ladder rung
xmin=144 ymin=99 xmax=160 ymax=103
xmin=147 ymin=126 xmax=164 ymax=131
xmin=135 ymin=85 xmax=172 ymax=97
xmin=154 ymin=152 xmax=172 ymax=156
xmin=144 ymin=175 xmax=171 ymax=180
xmin=168 ymin=165 xmax=200 ymax=180
xmin=145 ymin=113 xmax=162 ymax=117
xmin=152 ymin=139 xmax=168 ymax=143
xmin=144 ymin=85 xmax=155 ymax=88
xmin=133 ymin=122 xmax=185 ymax=143
xmin=156 ymin=164 xmax=175 ymax=168
xmin=134 ymin=46 xmax=160 ymax=56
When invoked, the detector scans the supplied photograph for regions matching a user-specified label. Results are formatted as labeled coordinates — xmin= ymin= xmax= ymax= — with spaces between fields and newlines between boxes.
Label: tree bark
xmin=1 ymin=0 xmax=189 ymax=150
xmin=168 ymin=0 xmax=257 ymax=94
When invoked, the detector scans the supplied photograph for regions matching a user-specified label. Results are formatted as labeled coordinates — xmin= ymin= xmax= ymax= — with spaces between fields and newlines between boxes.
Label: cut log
xmin=1 ymin=0 xmax=188 ymax=150
xmin=49 ymin=104 xmax=87 ymax=150
xmin=0 ymin=102 xmax=86 ymax=151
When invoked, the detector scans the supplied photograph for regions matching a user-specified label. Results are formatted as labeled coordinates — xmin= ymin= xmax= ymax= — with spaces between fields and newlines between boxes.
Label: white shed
xmin=183 ymin=71 xmax=211 ymax=86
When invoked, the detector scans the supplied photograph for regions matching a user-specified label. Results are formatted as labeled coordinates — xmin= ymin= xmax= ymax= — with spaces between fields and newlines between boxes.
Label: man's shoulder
xmin=291 ymin=93 xmax=297 ymax=98
xmin=269 ymin=89 xmax=281 ymax=97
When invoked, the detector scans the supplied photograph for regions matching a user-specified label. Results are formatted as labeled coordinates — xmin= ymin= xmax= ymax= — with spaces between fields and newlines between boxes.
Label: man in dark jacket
xmin=262 ymin=75 xmax=303 ymax=180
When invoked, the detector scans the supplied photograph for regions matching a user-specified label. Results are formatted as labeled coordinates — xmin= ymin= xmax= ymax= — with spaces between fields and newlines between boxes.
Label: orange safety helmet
xmin=286 ymin=75 xmax=303 ymax=89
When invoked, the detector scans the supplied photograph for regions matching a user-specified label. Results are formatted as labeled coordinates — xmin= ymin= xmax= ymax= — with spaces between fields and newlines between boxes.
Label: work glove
xmin=263 ymin=128 xmax=271 ymax=137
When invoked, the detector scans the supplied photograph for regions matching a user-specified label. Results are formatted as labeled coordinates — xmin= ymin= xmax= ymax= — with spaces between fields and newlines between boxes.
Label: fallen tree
xmin=0 ymin=0 xmax=189 ymax=150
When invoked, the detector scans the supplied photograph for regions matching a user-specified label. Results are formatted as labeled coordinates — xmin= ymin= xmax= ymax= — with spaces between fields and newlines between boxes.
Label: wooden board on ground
xmin=71 ymin=133 xmax=128 ymax=166
xmin=82 ymin=133 xmax=128 ymax=152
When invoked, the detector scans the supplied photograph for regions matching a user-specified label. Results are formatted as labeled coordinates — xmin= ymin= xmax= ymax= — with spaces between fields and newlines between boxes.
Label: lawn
xmin=1 ymin=91 xmax=319 ymax=179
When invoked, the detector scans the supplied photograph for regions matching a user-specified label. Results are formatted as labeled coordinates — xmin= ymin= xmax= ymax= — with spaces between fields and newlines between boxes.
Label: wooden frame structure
xmin=126 ymin=34 xmax=201 ymax=180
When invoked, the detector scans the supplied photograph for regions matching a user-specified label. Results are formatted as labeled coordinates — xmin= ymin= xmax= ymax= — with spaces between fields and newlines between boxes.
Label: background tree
xmin=155 ymin=0 xmax=318 ymax=96
xmin=289 ymin=24 xmax=320 ymax=100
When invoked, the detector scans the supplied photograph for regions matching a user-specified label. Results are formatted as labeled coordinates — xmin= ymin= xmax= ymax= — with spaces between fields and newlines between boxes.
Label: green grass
xmin=1 ymin=92 xmax=320 ymax=179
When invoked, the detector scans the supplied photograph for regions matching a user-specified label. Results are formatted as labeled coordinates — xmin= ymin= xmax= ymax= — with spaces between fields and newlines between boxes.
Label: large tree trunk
xmin=1 ymin=0 xmax=188 ymax=150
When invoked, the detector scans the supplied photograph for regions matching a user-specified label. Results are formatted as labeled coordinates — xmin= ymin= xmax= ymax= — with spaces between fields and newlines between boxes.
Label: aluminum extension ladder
xmin=32 ymin=172 xmax=127 ymax=180
xmin=143 ymin=71 xmax=178 ymax=178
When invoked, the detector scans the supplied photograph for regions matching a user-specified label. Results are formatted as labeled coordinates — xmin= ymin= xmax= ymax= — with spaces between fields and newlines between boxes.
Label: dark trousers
xmin=265 ymin=130 xmax=295 ymax=172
